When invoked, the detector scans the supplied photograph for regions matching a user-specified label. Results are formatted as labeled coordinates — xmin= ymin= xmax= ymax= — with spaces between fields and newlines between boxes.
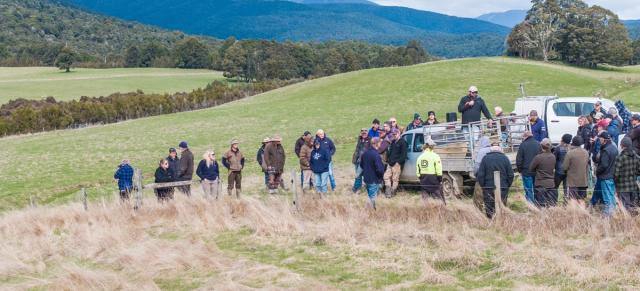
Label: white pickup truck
xmin=513 ymin=96 xmax=617 ymax=144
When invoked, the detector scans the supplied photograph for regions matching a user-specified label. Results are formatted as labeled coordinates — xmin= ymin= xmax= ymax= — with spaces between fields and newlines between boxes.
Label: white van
xmin=514 ymin=96 xmax=617 ymax=144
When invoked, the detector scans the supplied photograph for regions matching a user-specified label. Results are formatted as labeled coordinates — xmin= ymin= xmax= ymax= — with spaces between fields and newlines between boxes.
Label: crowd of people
xmin=113 ymin=86 xmax=640 ymax=218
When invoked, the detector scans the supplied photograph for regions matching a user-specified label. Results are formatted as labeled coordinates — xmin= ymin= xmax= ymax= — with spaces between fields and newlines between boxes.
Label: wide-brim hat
xmin=230 ymin=139 xmax=240 ymax=145
xmin=262 ymin=137 xmax=270 ymax=143
xmin=271 ymin=135 xmax=283 ymax=142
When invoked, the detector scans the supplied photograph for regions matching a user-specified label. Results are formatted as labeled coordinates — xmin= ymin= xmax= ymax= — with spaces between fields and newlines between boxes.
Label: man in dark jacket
xmin=406 ymin=113 xmax=423 ymax=131
xmin=360 ymin=137 xmax=385 ymax=210
xmin=316 ymin=129 xmax=337 ymax=191
xmin=614 ymin=137 xmax=640 ymax=214
xmin=257 ymin=137 xmax=270 ymax=188
xmin=154 ymin=159 xmax=175 ymax=202
xmin=310 ymin=140 xmax=331 ymax=194
xmin=630 ymin=114 xmax=640 ymax=155
xmin=595 ymin=132 xmax=619 ymax=216
xmin=177 ymin=141 xmax=194 ymax=196
xmin=516 ymin=131 xmax=541 ymax=203
xmin=352 ymin=128 xmax=370 ymax=193
xmin=264 ymin=135 xmax=286 ymax=194
xmin=384 ymin=130 xmax=408 ymax=197
xmin=477 ymin=146 xmax=514 ymax=218
xmin=554 ymin=134 xmax=571 ymax=197
xmin=167 ymin=148 xmax=180 ymax=181
xmin=529 ymin=138 xmax=557 ymax=207
xmin=114 ymin=159 xmax=134 ymax=201
xmin=529 ymin=110 xmax=547 ymax=142
xmin=457 ymin=86 xmax=492 ymax=125
xmin=295 ymin=131 xmax=311 ymax=188
xmin=589 ymin=101 xmax=611 ymax=121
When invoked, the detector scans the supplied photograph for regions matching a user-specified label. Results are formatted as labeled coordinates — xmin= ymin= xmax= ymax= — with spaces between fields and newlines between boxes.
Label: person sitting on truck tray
xmin=476 ymin=145 xmax=514 ymax=218
xmin=594 ymin=131 xmax=619 ymax=216
xmin=563 ymin=136 xmax=589 ymax=207
xmin=416 ymin=138 xmax=445 ymax=204
xmin=529 ymin=138 xmax=558 ymax=208
xmin=406 ymin=113 xmax=424 ymax=131
xmin=529 ymin=110 xmax=548 ymax=142
xmin=630 ymin=114 xmax=640 ymax=155
xmin=458 ymin=86 xmax=492 ymax=128
xmin=516 ymin=131 xmax=541 ymax=204
xmin=425 ymin=111 xmax=439 ymax=126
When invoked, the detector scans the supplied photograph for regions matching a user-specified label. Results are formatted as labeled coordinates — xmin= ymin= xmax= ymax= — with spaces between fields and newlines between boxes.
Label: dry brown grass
xmin=1 ymin=183 xmax=640 ymax=290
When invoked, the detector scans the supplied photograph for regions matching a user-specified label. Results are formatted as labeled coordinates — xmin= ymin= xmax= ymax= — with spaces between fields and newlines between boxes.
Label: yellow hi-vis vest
xmin=416 ymin=149 xmax=442 ymax=177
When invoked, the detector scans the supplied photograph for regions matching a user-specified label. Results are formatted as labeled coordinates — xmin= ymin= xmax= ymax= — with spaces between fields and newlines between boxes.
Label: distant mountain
xmin=0 ymin=0 xmax=217 ymax=66
xmin=623 ymin=20 xmax=640 ymax=40
xmin=290 ymin=0 xmax=374 ymax=3
xmin=477 ymin=10 xmax=527 ymax=28
xmin=62 ymin=0 xmax=510 ymax=58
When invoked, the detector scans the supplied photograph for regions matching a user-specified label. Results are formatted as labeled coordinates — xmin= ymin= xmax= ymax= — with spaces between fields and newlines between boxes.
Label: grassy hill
xmin=0 ymin=67 xmax=223 ymax=103
xmin=0 ymin=58 xmax=639 ymax=210
xmin=63 ymin=0 xmax=509 ymax=58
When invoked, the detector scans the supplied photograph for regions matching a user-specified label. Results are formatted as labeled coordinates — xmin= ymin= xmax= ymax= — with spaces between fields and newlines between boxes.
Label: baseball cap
xmin=530 ymin=110 xmax=538 ymax=116
xmin=631 ymin=113 xmax=640 ymax=121
xmin=468 ymin=86 xmax=478 ymax=92
xmin=540 ymin=138 xmax=551 ymax=147
xmin=598 ymin=131 xmax=611 ymax=140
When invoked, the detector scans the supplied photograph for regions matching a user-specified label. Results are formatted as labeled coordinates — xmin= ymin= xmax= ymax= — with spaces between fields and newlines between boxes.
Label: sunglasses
xmin=470 ymin=91 xmax=478 ymax=94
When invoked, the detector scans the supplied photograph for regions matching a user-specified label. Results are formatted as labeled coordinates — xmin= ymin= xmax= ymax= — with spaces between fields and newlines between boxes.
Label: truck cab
xmin=514 ymin=96 xmax=616 ymax=144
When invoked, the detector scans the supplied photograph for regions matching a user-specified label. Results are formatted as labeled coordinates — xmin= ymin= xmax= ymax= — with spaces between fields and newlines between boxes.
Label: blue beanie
xmin=179 ymin=141 xmax=188 ymax=148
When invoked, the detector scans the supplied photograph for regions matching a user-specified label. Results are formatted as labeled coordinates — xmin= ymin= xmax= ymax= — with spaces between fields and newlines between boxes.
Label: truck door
xmin=547 ymin=100 xmax=580 ymax=143
xmin=400 ymin=133 xmax=420 ymax=183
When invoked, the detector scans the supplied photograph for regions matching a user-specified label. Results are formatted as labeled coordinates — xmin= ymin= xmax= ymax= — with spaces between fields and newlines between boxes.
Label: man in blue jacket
xmin=360 ymin=137 xmax=385 ymax=210
xmin=316 ymin=129 xmax=337 ymax=191
xmin=114 ymin=159 xmax=134 ymax=202
xmin=595 ymin=131 xmax=619 ymax=216
xmin=529 ymin=110 xmax=548 ymax=142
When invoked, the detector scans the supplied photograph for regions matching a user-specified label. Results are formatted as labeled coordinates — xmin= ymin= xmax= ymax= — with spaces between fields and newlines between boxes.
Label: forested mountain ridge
xmin=61 ymin=0 xmax=511 ymax=57
xmin=0 ymin=0 xmax=219 ymax=67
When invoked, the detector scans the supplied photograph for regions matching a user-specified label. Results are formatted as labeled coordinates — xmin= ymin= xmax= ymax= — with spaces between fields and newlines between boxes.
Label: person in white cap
xmin=416 ymin=137 xmax=445 ymax=204
xmin=223 ymin=139 xmax=245 ymax=198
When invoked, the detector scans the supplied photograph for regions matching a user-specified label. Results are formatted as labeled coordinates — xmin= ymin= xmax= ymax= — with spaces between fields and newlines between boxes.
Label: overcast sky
xmin=371 ymin=0 xmax=640 ymax=20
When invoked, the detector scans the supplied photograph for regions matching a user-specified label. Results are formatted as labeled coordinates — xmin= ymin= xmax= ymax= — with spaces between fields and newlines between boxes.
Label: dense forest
xmin=507 ymin=0 xmax=639 ymax=67
xmin=62 ymin=0 xmax=510 ymax=58
xmin=0 ymin=0 xmax=220 ymax=67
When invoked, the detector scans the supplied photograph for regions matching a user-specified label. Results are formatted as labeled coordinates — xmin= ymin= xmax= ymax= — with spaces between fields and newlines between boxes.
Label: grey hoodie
xmin=474 ymin=136 xmax=492 ymax=175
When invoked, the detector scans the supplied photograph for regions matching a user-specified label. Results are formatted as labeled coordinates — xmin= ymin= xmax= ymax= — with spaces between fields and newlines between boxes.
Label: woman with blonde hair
xmin=196 ymin=150 xmax=220 ymax=198
xmin=154 ymin=158 xmax=175 ymax=202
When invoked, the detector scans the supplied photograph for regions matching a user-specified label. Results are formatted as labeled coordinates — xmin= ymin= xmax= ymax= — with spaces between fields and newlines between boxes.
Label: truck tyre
xmin=442 ymin=173 xmax=463 ymax=200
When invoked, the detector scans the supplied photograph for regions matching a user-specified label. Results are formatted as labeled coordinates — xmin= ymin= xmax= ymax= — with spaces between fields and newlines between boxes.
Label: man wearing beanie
xmin=516 ymin=131 xmax=541 ymax=204
xmin=594 ymin=131 xmax=618 ymax=215
xmin=554 ymin=134 xmax=572 ymax=197
xmin=630 ymin=114 xmax=640 ymax=155
xmin=563 ymin=136 xmax=589 ymax=206
xmin=614 ymin=137 xmax=640 ymax=214
xmin=529 ymin=138 xmax=557 ymax=207
xmin=177 ymin=141 xmax=194 ymax=196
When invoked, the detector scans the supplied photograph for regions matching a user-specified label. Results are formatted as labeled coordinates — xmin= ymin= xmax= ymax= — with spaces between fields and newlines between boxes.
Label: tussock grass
xmin=1 ymin=186 xmax=639 ymax=290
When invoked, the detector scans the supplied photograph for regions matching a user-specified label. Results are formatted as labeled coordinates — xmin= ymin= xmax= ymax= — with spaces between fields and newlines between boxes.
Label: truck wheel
xmin=442 ymin=173 xmax=463 ymax=200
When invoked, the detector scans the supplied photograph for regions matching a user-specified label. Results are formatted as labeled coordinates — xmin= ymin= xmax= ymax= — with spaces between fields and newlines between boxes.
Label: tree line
xmin=123 ymin=38 xmax=431 ymax=81
xmin=507 ymin=0 xmax=639 ymax=67
xmin=0 ymin=80 xmax=291 ymax=137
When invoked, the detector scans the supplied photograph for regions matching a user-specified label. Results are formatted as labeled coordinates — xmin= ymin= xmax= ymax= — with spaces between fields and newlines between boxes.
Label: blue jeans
xmin=366 ymin=183 xmax=379 ymax=200
xmin=314 ymin=172 xmax=329 ymax=193
xmin=328 ymin=162 xmax=336 ymax=190
xmin=500 ymin=132 xmax=508 ymax=148
xmin=591 ymin=179 xmax=603 ymax=206
xmin=600 ymin=179 xmax=616 ymax=216
xmin=352 ymin=164 xmax=364 ymax=192
xmin=522 ymin=175 xmax=535 ymax=203
xmin=264 ymin=173 xmax=269 ymax=186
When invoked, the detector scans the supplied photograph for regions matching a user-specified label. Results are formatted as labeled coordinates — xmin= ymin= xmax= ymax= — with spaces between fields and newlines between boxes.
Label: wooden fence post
xmin=493 ymin=171 xmax=502 ymax=218
xmin=134 ymin=168 xmax=143 ymax=210
xmin=30 ymin=196 xmax=36 ymax=208
xmin=82 ymin=188 xmax=88 ymax=211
